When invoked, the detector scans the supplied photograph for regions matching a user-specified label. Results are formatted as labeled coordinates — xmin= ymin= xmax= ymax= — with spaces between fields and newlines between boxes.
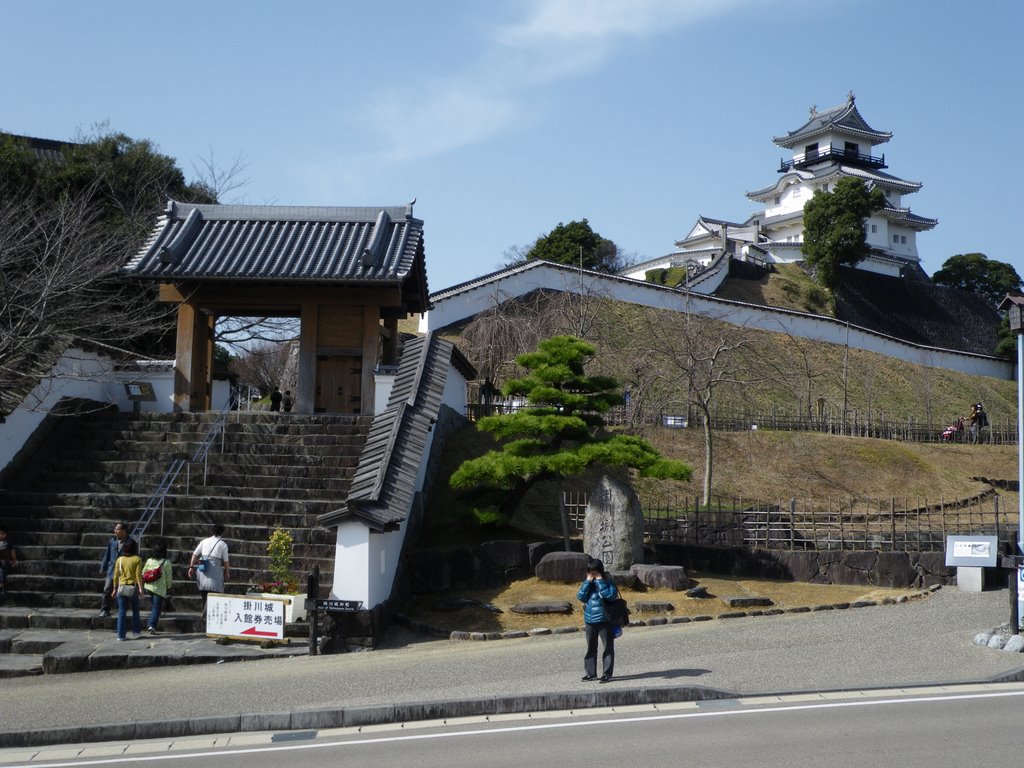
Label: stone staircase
xmin=0 ymin=409 xmax=370 ymax=622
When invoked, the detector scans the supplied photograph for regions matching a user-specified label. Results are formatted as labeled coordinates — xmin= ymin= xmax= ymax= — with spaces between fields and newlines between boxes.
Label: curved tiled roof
xmin=747 ymin=164 xmax=922 ymax=201
xmin=122 ymin=200 xmax=428 ymax=309
xmin=772 ymin=94 xmax=892 ymax=148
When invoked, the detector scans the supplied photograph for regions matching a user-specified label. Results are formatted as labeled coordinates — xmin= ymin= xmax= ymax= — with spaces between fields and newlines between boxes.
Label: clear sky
xmin=3 ymin=0 xmax=1021 ymax=291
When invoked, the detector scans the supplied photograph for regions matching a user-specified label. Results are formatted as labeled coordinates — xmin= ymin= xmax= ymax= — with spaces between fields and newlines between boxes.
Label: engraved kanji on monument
xmin=582 ymin=475 xmax=644 ymax=571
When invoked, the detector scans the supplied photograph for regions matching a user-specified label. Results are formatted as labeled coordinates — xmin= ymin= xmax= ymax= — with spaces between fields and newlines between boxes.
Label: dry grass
xmin=400 ymin=575 xmax=917 ymax=634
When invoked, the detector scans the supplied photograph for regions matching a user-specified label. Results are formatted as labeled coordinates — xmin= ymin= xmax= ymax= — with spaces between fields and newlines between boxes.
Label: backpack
xmin=603 ymin=596 xmax=630 ymax=626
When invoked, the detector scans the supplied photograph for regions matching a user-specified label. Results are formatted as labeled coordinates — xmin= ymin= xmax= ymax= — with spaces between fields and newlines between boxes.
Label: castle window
xmin=774 ymin=196 xmax=780 ymax=205
xmin=900 ymin=236 xmax=907 ymax=245
xmin=871 ymin=224 xmax=877 ymax=233
xmin=893 ymin=235 xmax=899 ymax=243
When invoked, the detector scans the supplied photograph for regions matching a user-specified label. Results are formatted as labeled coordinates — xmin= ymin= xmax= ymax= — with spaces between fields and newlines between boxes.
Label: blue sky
xmin=3 ymin=0 xmax=1021 ymax=290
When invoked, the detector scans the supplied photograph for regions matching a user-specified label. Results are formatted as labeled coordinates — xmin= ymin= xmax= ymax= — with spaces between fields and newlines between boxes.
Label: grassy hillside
xmin=419 ymin=282 xmax=1018 ymax=544
xmin=421 ymin=423 xmax=1018 ymax=546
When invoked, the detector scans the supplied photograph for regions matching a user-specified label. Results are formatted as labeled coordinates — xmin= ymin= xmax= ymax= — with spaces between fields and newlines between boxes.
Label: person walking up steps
xmin=142 ymin=539 xmax=173 ymax=634
xmin=112 ymin=538 xmax=143 ymax=640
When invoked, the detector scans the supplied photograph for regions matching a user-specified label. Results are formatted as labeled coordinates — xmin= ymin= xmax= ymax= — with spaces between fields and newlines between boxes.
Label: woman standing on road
xmin=577 ymin=557 xmax=617 ymax=683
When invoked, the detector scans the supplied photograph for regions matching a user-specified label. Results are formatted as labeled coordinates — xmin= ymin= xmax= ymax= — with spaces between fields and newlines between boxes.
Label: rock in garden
xmin=630 ymin=564 xmax=689 ymax=590
xmin=536 ymin=552 xmax=589 ymax=582
xmin=511 ymin=602 xmax=573 ymax=615
xmin=722 ymin=596 xmax=773 ymax=608
xmin=686 ymin=585 xmax=710 ymax=598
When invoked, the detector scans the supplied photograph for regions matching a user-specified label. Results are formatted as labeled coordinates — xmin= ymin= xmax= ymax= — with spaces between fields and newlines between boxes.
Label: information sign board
xmin=944 ymin=535 xmax=999 ymax=568
xmin=316 ymin=599 xmax=363 ymax=612
xmin=206 ymin=594 xmax=286 ymax=641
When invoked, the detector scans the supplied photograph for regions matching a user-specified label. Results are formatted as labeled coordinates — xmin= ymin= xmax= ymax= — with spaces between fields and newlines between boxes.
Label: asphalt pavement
xmin=2 ymin=585 xmax=1023 ymax=750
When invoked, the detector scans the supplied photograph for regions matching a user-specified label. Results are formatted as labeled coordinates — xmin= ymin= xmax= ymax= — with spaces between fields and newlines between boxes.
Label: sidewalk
xmin=0 ymin=607 xmax=306 ymax=677
xmin=3 ymin=587 xmax=1024 ymax=750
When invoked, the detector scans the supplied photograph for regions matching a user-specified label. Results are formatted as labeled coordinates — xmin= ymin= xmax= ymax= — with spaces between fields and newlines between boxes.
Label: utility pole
xmin=998 ymin=294 xmax=1024 ymax=630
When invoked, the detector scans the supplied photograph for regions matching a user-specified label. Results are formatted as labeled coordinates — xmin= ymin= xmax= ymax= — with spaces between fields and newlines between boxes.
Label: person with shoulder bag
xmin=112 ymin=538 xmax=143 ymax=640
xmin=577 ymin=557 xmax=619 ymax=683
xmin=142 ymin=539 xmax=174 ymax=634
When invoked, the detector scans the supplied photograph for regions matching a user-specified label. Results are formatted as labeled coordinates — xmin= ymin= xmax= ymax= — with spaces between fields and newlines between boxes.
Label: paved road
xmin=3 ymin=586 xmax=1022 ymax=748
xmin=6 ymin=686 xmax=1024 ymax=768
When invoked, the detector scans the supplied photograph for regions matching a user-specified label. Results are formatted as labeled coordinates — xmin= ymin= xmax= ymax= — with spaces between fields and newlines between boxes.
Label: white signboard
xmin=206 ymin=594 xmax=286 ymax=641
xmin=944 ymin=536 xmax=999 ymax=567
xmin=952 ymin=540 xmax=992 ymax=559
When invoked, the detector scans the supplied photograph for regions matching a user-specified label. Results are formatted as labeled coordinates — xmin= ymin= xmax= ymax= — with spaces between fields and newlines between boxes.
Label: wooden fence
xmin=467 ymin=402 xmax=1019 ymax=445
xmin=562 ymin=491 xmax=1017 ymax=553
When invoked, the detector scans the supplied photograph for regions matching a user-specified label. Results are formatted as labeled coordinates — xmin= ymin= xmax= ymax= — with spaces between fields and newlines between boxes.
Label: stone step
xmin=17 ymin=481 xmax=350 ymax=501
xmin=29 ymin=469 xmax=356 ymax=492
xmin=1 ymin=493 xmax=336 ymax=515
xmin=45 ymin=459 xmax=358 ymax=479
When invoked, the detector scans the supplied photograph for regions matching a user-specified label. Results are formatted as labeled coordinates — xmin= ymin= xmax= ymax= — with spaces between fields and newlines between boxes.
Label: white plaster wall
xmin=423 ymin=264 xmax=1012 ymax=380
xmin=367 ymin=526 xmax=405 ymax=607
xmin=374 ymin=373 xmax=396 ymax=414
xmin=332 ymin=522 xmax=370 ymax=605
xmin=0 ymin=346 xmax=232 ymax=476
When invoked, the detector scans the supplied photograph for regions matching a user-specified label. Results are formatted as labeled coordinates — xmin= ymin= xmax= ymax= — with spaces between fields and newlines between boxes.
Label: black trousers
xmin=584 ymin=621 xmax=615 ymax=678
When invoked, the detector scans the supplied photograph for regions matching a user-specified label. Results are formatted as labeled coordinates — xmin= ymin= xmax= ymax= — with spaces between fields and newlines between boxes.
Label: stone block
xmin=583 ymin=475 xmax=644 ymax=571
xmin=872 ymin=551 xmax=917 ymax=588
xmin=956 ymin=567 xmax=984 ymax=592
xmin=608 ymin=570 xmax=639 ymax=590
xmin=722 ymin=596 xmax=773 ymax=608
xmin=510 ymin=602 xmax=573 ymax=615
xmin=630 ymin=564 xmax=688 ymax=590
xmin=634 ymin=601 xmax=675 ymax=613
xmin=536 ymin=552 xmax=589 ymax=583
xmin=527 ymin=541 xmax=559 ymax=570
xmin=290 ymin=708 xmax=344 ymax=730
xmin=240 ymin=711 xmax=292 ymax=732
xmin=42 ymin=644 xmax=91 ymax=674
xmin=479 ymin=540 xmax=529 ymax=570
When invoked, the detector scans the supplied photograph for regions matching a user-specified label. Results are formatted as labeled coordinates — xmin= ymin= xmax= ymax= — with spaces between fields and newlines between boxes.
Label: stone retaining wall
xmin=649 ymin=543 xmax=956 ymax=588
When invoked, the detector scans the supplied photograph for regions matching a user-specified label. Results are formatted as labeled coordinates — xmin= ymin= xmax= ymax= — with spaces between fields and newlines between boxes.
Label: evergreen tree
xmin=801 ymin=177 xmax=886 ymax=291
xmin=524 ymin=219 xmax=622 ymax=272
xmin=450 ymin=336 xmax=691 ymax=523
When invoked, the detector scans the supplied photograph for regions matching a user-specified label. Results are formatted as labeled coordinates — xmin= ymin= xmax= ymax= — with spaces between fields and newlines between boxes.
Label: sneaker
xmin=146 ymin=627 xmax=156 ymax=635
xmin=99 ymin=610 xmax=111 ymax=618
xmin=117 ymin=637 xmax=127 ymax=641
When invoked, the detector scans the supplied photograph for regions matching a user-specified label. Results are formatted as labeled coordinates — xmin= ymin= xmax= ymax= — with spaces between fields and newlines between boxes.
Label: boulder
xmin=583 ymin=475 xmax=644 ymax=571
xmin=479 ymin=540 xmax=529 ymax=570
xmin=536 ymin=552 xmax=589 ymax=583
xmin=630 ymin=564 xmax=689 ymax=590
xmin=527 ymin=541 xmax=560 ymax=570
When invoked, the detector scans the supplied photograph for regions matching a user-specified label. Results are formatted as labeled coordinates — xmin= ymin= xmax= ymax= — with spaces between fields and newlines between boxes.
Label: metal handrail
xmin=131 ymin=401 xmax=234 ymax=545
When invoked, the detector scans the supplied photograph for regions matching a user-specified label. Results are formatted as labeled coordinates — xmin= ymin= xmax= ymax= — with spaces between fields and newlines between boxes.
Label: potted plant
xmin=247 ymin=527 xmax=307 ymax=623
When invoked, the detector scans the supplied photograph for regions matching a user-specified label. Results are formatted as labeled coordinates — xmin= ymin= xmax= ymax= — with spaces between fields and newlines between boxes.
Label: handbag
xmin=117 ymin=584 xmax=137 ymax=597
xmin=196 ymin=557 xmax=209 ymax=573
xmin=603 ymin=597 xmax=630 ymax=626
xmin=142 ymin=562 xmax=162 ymax=583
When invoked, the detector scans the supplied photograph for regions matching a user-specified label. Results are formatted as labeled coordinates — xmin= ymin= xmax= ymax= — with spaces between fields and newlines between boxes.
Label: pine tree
xmin=450 ymin=336 xmax=691 ymax=522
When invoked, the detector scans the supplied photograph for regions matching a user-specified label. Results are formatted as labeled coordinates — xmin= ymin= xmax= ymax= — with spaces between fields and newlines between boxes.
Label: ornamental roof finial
xmin=848 ymin=90 xmax=856 ymax=103
xmin=809 ymin=104 xmax=817 ymax=117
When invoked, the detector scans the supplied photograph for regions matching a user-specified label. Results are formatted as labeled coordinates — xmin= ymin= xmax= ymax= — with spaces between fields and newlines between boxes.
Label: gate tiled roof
xmin=122 ymin=199 xmax=429 ymax=311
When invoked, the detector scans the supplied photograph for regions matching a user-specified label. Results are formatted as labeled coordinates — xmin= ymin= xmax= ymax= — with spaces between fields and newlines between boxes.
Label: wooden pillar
xmin=297 ymin=302 xmax=318 ymax=414
xmin=173 ymin=302 xmax=213 ymax=412
xmin=382 ymin=316 xmax=399 ymax=365
xmin=361 ymin=305 xmax=379 ymax=415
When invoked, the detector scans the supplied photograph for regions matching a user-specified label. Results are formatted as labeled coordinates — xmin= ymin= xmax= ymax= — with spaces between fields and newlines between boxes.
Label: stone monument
xmin=583 ymin=475 xmax=644 ymax=571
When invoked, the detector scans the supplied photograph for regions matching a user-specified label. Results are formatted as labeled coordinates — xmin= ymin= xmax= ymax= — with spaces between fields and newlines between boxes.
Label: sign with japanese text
xmin=206 ymin=594 xmax=286 ymax=641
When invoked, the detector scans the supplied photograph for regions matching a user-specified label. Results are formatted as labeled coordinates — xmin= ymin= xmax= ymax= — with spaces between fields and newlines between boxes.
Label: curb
xmin=0 ymin=684 xmax=742 ymax=749
xmin=7 ymin=666 xmax=1024 ymax=750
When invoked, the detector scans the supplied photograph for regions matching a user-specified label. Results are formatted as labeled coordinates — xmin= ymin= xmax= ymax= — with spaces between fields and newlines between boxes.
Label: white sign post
xmin=206 ymin=594 xmax=286 ymax=641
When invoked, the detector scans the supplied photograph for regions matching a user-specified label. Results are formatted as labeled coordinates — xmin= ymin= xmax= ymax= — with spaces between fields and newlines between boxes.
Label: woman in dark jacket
xmin=577 ymin=557 xmax=617 ymax=682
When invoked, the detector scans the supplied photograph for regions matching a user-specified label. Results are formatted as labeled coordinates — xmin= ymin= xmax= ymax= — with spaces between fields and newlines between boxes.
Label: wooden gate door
xmin=315 ymin=356 xmax=362 ymax=413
